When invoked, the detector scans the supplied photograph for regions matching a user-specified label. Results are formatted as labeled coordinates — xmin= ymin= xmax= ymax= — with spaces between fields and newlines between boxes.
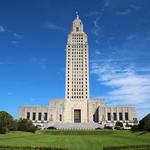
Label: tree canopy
xmin=138 ymin=114 xmax=150 ymax=131
xmin=0 ymin=111 xmax=13 ymax=128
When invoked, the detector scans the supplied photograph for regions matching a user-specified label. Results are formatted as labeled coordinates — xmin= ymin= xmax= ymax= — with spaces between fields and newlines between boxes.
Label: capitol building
xmin=19 ymin=14 xmax=136 ymax=129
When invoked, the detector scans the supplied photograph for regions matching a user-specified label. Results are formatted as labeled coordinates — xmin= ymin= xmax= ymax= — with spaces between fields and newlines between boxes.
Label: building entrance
xmin=74 ymin=109 xmax=81 ymax=123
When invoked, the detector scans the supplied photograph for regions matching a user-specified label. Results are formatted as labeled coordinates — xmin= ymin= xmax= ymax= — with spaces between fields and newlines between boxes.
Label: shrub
xmin=114 ymin=126 xmax=121 ymax=130
xmin=17 ymin=119 xmax=36 ymax=133
xmin=47 ymin=126 xmax=57 ymax=130
xmin=0 ymin=126 xmax=7 ymax=134
xmin=115 ymin=121 xmax=123 ymax=127
xmin=104 ymin=126 xmax=113 ymax=129
xmin=131 ymin=125 xmax=139 ymax=132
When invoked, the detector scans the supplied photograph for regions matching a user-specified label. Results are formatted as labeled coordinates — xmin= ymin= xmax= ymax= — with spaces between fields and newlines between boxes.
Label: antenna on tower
xmin=76 ymin=11 xmax=79 ymax=19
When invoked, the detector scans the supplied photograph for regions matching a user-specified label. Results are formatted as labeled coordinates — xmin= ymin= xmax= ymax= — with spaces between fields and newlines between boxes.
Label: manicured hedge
xmin=0 ymin=145 xmax=67 ymax=150
xmin=103 ymin=145 xmax=150 ymax=150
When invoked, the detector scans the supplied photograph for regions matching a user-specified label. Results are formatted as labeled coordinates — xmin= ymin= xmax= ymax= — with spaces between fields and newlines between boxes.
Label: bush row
xmin=0 ymin=145 xmax=67 ymax=150
xmin=103 ymin=145 xmax=150 ymax=150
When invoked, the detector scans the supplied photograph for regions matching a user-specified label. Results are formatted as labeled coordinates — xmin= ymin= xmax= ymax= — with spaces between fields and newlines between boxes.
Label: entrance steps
xmin=45 ymin=122 xmax=104 ymax=130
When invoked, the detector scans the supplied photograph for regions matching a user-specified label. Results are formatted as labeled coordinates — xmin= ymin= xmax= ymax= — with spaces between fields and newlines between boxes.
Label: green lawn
xmin=0 ymin=130 xmax=150 ymax=150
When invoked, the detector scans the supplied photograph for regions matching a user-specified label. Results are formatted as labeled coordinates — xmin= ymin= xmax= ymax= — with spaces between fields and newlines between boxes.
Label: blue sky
xmin=0 ymin=0 xmax=150 ymax=120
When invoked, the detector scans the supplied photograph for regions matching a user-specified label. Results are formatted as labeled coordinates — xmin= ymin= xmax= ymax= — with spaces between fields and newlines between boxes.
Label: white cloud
xmin=145 ymin=36 xmax=150 ymax=41
xmin=31 ymin=56 xmax=47 ymax=70
xmin=0 ymin=25 xmax=5 ymax=32
xmin=95 ymin=49 xmax=101 ymax=55
xmin=11 ymin=40 xmax=18 ymax=44
xmin=104 ymin=0 xmax=111 ymax=7
xmin=91 ymin=61 xmax=150 ymax=119
xmin=92 ymin=17 xmax=102 ymax=36
xmin=90 ymin=0 xmax=110 ymax=36
xmin=130 ymin=4 xmax=141 ymax=11
xmin=13 ymin=33 xmax=23 ymax=39
xmin=127 ymin=34 xmax=137 ymax=40
xmin=44 ymin=23 xmax=65 ymax=32
xmin=116 ymin=9 xmax=131 ymax=16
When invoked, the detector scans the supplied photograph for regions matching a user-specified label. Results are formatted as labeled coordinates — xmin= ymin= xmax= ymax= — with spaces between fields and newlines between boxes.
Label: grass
xmin=0 ymin=130 xmax=150 ymax=150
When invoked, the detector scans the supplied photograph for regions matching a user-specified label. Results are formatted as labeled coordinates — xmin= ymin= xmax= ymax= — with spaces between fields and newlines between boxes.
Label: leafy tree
xmin=0 ymin=111 xmax=14 ymax=133
xmin=0 ymin=111 xmax=13 ymax=129
xmin=115 ymin=121 xmax=123 ymax=127
xmin=17 ymin=119 xmax=36 ymax=133
xmin=138 ymin=114 xmax=150 ymax=131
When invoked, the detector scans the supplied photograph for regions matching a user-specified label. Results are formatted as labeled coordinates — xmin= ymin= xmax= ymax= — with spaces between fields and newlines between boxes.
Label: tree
xmin=138 ymin=114 xmax=150 ymax=131
xmin=0 ymin=111 xmax=14 ymax=133
xmin=115 ymin=121 xmax=123 ymax=127
xmin=17 ymin=119 xmax=36 ymax=133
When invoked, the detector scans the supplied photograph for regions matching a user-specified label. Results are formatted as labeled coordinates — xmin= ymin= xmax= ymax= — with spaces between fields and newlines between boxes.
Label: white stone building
xmin=19 ymin=14 xmax=136 ymax=129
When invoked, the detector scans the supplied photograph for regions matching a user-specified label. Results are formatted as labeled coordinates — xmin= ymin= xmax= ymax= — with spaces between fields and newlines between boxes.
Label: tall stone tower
xmin=64 ymin=13 xmax=89 ymax=123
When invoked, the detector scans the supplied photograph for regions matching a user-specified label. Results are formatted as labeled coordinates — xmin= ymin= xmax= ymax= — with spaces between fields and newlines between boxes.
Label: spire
xmin=76 ymin=11 xmax=79 ymax=19
xmin=72 ymin=12 xmax=83 ymax=32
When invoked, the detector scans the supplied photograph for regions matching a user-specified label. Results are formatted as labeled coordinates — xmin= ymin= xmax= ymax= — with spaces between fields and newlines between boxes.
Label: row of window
xmin=71 ymin=40 xmax=84 ymax=43
xmin=68 ymin=55 xmax=87 ymax=58
xmin=72 ymin=37 xmax=83 ymax=39
xmin=27 ymin=112 xmax=47 ymax=121
xmin=67 ymin=44 xmax=87 ymax=47
xmin=68 ymin=78 xmax=87 ymax=82
xmin=67 ymin=96 xmax=88 ymax=99
xmin=72 ymin=60 xmax=87 ymax=62
xmin=68 ymin=45 xmax=87 ymax=48
xmin=71 ymin=33 xmax=84 ymax=36
xmin=67 ymin=91 xmax=88 ymax=95
xmin=107 ymin=112 xmax=129 ymax=121
xmin=70 ymin=51 xmax=87 ymax=54
xmin=68 ymin=49 xmax=87 ymax=53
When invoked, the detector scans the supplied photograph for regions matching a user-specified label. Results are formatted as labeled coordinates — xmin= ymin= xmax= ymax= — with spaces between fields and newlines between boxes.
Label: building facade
xmin=19 ymin=14 xmax=136 ymax=129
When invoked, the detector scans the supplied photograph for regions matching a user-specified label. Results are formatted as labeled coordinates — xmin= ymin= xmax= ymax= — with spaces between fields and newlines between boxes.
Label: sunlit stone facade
xmin=19 ymin=14 xmax=136 ymax=129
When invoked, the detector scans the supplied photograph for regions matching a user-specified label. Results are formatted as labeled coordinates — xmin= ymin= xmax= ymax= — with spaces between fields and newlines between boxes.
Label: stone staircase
xmin=45 ymin=122 xmax=104 ymax=130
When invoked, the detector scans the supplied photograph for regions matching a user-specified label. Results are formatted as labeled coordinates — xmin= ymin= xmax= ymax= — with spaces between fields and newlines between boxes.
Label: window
xmin=32 ymin=112 xmax=36 ymax=121
xmin=119 ymin=112 xmax=123 ymax=120
xmin=125 ymin=112 xmax=129 ymax=120
xmin=107 ymin=112 xmax=111 ymax=121
xmin=38 ymin=112 xmax=42 ymax=121
xmin=113 ymin=112 xmax=117 ymax=120
xmin=27 ymin=112 xmax=30 ymax=120
xmin=44 ymin=112 xmax=47 ymax=121
xmin=76 ymin=27 xmax=79 ymax=32
xmin=59 ymin=114 xmax=62 ymax=121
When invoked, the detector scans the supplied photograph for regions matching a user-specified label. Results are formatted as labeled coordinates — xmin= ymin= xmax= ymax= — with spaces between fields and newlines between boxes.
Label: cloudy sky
xmin=0 ymin=0 xmax=150 ymax=120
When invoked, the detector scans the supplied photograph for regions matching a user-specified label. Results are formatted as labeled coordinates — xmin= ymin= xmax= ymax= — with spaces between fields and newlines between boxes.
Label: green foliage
xmin=0 ymin=127 xmax=7 ymax=134
xmin=138 ymin=114 xmax=150 ymax=131
xmin=115 ymin=121 xmax=123 ymax=127
xmin=0 ymin=111 xmax=14 ymax=133
xmin=131 ymin=125 xmax=139 ymax=132
xmin=0 ymin=145 xmax=67 ymax=150
xmin=0 ymin=111 xmax=13 ymax=127
xmin=17 ymin=119 xmax=36 ymax=133
xmin=103 ymin=145 xmax=150 ymax=150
